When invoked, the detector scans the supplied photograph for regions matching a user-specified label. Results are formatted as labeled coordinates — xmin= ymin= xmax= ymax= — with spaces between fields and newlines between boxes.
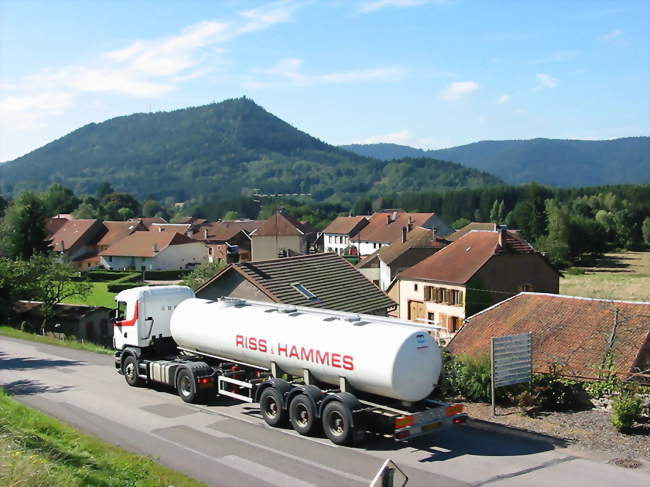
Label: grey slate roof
xmin=198 ymin=252 xmax=396 ymax=314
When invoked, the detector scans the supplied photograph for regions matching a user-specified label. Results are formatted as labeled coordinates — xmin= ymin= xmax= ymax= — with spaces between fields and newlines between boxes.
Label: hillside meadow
xmin=560 ymin=251 xmax=650 ymax=302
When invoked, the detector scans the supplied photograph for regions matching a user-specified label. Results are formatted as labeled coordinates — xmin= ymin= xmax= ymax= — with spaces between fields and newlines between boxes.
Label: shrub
xmin=106 ymin=282 xmax=142 ymax=293
xmin=86 ymin=270 xmax=134 ymax=282
xmin=531 ymin=366 xmax=586 ymax=411
xmin=144 ymin=269 xmax=190 ymax=280
xmin=611 ymin=394 xmax=642 ymax=431
xmin=458 ymin=354 xmax=492 ymax=402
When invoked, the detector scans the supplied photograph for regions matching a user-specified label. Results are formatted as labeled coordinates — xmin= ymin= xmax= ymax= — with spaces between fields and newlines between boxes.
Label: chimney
xmin=407 ymin=215 xmax=413 ymax=231
xmin=158 ymin=226 xmax=164 ymax=232
xmin=431 ymin=226 xmax=436 ymax=241
xmin=60 ymin=240 xmax=65 ymax=252
xmin=391 ymin=211 xmax=397 ymax=222
xmin=401 ymin=226 xmax=407 ymax=243
xmin=386 ymin=214 xmax=391 ymax=224
xmin=204 ymin=228 xmax=208 ymax=240
xmin=152 ymin=243 xmax=158 ymax=253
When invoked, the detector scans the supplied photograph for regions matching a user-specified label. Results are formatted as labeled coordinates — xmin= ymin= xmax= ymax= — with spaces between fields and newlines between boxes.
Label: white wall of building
xmin=379 ymin=259 xmax=392 ymax=291
xmin=323 ymin=234 xmax=350 ymax=255
xmin=100 ymin=242 xmax=207 ymax=271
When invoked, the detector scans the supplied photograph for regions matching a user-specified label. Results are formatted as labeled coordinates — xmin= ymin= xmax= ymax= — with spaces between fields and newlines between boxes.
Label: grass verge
xmin=0 ymin=326 xmax=114 ymax=355
xmin=0 ymin=387 xmax=209 ymax=487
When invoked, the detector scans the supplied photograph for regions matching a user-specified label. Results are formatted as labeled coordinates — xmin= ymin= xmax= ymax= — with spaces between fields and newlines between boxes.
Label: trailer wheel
xmin=259 ymin=387 xmax=288 ymax=427
xmin=122 ymin=355 xmax=143 ymax=387
xmin=322 ymin=401 xmax=354 ymax=446
xmin=176 ymin=369 xmax=198 ymax=403
xmin=289 ymin=394 xmax=319 ymax=436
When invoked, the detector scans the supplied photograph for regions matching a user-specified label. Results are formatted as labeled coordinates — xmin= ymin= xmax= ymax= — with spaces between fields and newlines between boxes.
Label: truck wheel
xmin=322 ymin=401 xmax=354 ymax=446
xmin=289 ymin=394 xmax=319 ymax=436
xmin=123 ymin=355 xmax=143 ymax=387
xmin=259 ymin=387 xmax=288 ymax=427
xmin=176 ymin=369 xmax=198 ymax=403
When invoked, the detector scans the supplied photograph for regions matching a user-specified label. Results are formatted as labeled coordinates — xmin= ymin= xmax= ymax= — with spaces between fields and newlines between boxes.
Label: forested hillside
xmin=341 ymin=137 xmax=650 ymax=187
xmin=0 ymin=98 xmax=500 ymax=204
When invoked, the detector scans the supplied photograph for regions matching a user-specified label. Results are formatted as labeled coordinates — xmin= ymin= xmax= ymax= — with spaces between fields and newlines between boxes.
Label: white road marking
xmin=216 ymin=455 xmax=317 ymax=487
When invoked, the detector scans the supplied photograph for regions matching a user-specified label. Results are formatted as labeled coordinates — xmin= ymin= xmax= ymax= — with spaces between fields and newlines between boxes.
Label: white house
xmin=322 ymin=216 xmax=369 ymax=255
xmin=99 ymin=231 xmax=208 ymax=271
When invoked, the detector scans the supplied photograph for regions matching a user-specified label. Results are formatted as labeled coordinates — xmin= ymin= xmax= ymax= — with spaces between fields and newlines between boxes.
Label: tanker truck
xmin=112 ymin=286 xmax=466 ymax=446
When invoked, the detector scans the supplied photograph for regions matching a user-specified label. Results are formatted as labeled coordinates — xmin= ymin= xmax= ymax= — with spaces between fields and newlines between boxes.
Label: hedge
xmin=86 ymin=270 xmax=136 ymax=282
xmin=107 ymin=282 xmax=143 ymax=293
xmin=143 ymin=269 xmax=190 ymax=280
xmin=112 ymin=273 xmax=142 ymax=284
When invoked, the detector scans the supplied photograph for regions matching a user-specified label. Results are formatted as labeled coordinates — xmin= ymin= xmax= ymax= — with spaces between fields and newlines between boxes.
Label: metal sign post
xmin=491 ymin=332 xmax=533 ymax=416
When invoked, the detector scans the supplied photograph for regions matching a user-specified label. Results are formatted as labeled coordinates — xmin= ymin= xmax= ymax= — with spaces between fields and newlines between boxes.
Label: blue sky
xmin=1 ymin=0 xmax=648 ymax=161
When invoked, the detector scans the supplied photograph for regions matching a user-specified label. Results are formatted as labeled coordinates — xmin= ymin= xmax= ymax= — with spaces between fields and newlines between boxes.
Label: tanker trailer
xmin=113 ymin=286 xmax=466 ymax=446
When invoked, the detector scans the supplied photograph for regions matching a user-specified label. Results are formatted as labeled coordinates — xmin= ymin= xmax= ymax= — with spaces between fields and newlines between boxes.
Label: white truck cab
xmin=113 ymin=286 xmax=194 ymax=350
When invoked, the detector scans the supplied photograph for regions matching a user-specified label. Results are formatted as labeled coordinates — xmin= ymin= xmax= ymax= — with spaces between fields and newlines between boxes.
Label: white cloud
xmin=355 ymin=128 xmax=443 ymax=149
xmin=603 ymin=29 xmax=623 ymax=42
xmin=245 ymin=58 xmax=403 ymax=88
xmin=0 ymin=92 xmax=74 ymax=129
xmin=497 ymin=94 xmax=511 ymax=104
xmin=439 ymin=81 xmax=479 ymax=101
xmin=0 ymin=3 xmax=296 ymax=138
xmin=535 ymin=73 xmax=558 ymax=90
xmin=358 ymin=0 xmax=442 ymax=13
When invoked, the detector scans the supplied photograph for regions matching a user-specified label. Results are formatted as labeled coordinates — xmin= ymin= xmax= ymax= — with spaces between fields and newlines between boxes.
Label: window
xmin=424 ymin=286 xmax=434 ymax=301
xmin=450 ymin=289 xmax=463 ymax=306
xmin=291 ymin=283 xmax=321 ymax=303
xmin=414 ymin=283 xmax=418 ymax=292
xmin=116 ymin=301 xmax=127 ymax=321
xmin=108 ymin=256 xmax=113 ymax=262
xmin=427 ymin=312 xmax=435 ymax=324
xmin=448 ymin=316 xmax=461 ymax=333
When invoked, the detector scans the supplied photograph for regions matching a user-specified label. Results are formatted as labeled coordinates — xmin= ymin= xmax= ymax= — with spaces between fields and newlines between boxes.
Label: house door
xmin=408 ymin=300 xmax=426 ymax=323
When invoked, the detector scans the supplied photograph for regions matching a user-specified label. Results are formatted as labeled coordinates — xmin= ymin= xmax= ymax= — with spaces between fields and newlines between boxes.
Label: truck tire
xmin=259 ymin=387 xmax=288 ymax=427
xmin=322 ymin=401 xmax=354 ymax=446
xmin=289 ymin=394 xmax=319 ymax=436
xmin=176 ymin=368 xmax=198 ymax=403
xmin=122 ymin=355 xmax=143 ymax=387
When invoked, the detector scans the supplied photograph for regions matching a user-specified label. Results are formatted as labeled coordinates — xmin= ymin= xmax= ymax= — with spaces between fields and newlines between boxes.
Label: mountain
xmin=341 ymin=137 xmax=650 ymax=187
xmin=0 ymin=98 xmax=501 ymax=201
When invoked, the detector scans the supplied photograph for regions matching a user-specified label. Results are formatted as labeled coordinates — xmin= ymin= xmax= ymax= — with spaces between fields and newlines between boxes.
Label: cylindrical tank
xmin=170 ymin=298 xmax=441 ymax=402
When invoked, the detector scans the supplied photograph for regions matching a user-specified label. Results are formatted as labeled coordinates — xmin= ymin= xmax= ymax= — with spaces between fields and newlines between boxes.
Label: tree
xmin=42 ymin=183 xmax=79 ymax=215
xmin=96 ymin=182 xmax=114 ymax=200
xmin=223 ymin=210 xmax=240 ymax=220
xmin=538 ymin=199 xmax=570 ymax=268
xmin=452 ymin=217 xmax=470 ymax=229
xmin=182 ymin=261 xmax=227 ymax=291
xmin=1 ymin=191 xmax=50 ymax=259
xmin=643 ymin=217 xmax=650 ymax=246
xmin=100 ymin=192 xmax=141 ymax=220
xmin=117 ymin=207 xmax=135 ymax=220
xmin=0 ymin=195 xmax=8 ymax=219
xmin=13 ymin=255 xmax=90 ymax=334
xmin=489 ymin=199 xmax=506 ymax=224
xmin=142 ymin=199 xmax=168 ymax=219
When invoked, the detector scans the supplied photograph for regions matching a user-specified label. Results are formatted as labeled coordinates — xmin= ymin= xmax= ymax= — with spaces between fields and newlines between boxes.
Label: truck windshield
xmin=116 ymin=301 xmax=127 ymax=321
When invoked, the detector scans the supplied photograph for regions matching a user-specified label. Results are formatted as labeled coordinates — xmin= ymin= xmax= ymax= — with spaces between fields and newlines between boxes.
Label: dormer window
xmin=291 ymin=283 xmax=320 ymax=303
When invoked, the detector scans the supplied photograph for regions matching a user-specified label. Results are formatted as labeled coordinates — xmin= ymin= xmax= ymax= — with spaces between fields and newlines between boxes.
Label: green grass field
xmin=0 ymin=387 xmax=209 ymax=487
xmin=62 ymin=281 xmax=117 ymax=308
xmin=0 ymin=326 xmax=114 ymax=355
xmin=560 ymin=251 xmax=650 ymax=302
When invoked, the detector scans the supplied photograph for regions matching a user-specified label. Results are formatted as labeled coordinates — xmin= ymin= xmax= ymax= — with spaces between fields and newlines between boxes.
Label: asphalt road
xmin=1 ymin=336 xmax=648 ymax=487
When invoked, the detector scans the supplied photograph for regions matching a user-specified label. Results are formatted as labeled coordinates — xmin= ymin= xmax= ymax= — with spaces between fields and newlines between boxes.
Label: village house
xmin=249 ymin=210 xmax=318 ymax=261
xmin=447 ymin=293 xmax=650 ymax=383
xmin=192 ymin=219 xmax=261 ymax=264
xmin=391 ymin=228 xmax=559 ymax=341
xmin=99 ymin=230 xmax=207 ymax=271
xmin=356 ymin=226 xmax=450 ymax=291
xmin=196 ymin=252 xmax=396 ymax=316
xmin=348 ymin=210 xmax=454 ymax=256
xmin=447 ymin=222 xmax=498 ymax=241
xmin=96 ymin=220 xmax=148 ymax=253
xmin=322 ymin=216 xmax=369 ymax=255
xmin=49 ymin=218 xmax=106 ymax=270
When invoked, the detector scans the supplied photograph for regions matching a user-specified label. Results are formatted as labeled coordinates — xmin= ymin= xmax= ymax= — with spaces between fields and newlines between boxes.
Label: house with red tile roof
xmin=322 ymin=216 xmax=369 ymax=255
xmin=347 ymin=210 xmax=453 ymax=256
xmin=99 ymin=231 xmax=207 ymax=271
xmin=391 ymin=228 xmax=559 ymax=341
xmin=49 ymin=219 xmax=106 ymax=269
xmin=192 ymin=220 xmax=262 ymax=264
xmin=447 ymin=293 xmax=650 ymax=383
xmin=249 ymin=210 xmax=318 ymax=261
xmin=356 ymin=226 xmax=449 ymax=291
xmin=96 ymin=220 xmax=148 ymax=253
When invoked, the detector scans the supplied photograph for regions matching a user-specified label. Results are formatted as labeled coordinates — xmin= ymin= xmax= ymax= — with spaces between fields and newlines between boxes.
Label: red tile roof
xmin=50 ymin=219 xmax=102 ymax=252
xmin=96 ymin=221 xmax=147 ymax=248
xmin=323 ymin=216 xmax=369 ymax=235
xmin=448 ymin=222 xmax=497 ymax=241
xmin=128 ymin=217 xmax=167 ymax=228
xmin=399 ymin=230 xmax=536 ymax=284
xmin=378 ymin=226 xmax=448 ymax=265
xmin=252 ymin=210 xmax=312 ymax=237
xmin=99 ymin=231 xmax=196 ymax=257
xmin=355 ymin=211 xmax=434 ymax=244
xmin=194 ymin=220 xmax=261 ymax=241
xmin=447 ymin=293 xmax=650 ymax=381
